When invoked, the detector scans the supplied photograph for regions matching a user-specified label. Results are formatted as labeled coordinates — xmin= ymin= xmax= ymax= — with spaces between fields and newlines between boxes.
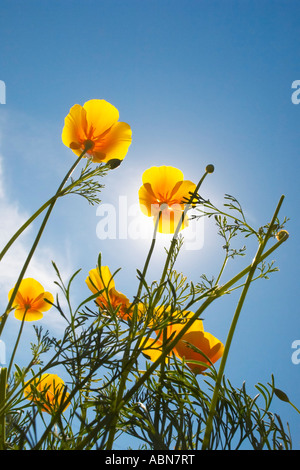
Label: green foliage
xmin=0 ymin=152 xmax=294 ymax=451
xmin=2 ymin=277 xmax=293 ymax=450
xmin=62 ymin=159 xmax=109 ymax=206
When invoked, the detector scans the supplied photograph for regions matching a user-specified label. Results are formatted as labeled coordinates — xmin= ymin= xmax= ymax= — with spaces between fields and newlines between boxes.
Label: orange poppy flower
xmin=24 ymin=373 xmax=70 ymax=413
xmin=62 ymin=99 xmax=132 ymax=163
xmin=143 ymin=313 xmax=224 ymax=374
xmin=8 ymin=278 xmax=54 ymax=321
xmin=138 ymin=166 xmax=197 ymax=234
xmin=86 ymin=266 xmax=130 ymax=320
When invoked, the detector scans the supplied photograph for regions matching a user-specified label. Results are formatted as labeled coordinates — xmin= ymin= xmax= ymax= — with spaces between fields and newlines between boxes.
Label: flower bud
xmin=276 ymin=230 xmax=289 ymax=241
xmin=206 ymin=164 xmax=214 ymax=174
xmin=274 ymin=388 xmax=290 ymax=403
xmin=107 ymin=159 xmax=122 ymax=169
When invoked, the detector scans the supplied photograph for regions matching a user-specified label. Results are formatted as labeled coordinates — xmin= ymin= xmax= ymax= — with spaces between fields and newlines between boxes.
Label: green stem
xmin=151 ymin=167 xmax=211 ymax=437
xmin=0 ymin=157 xmax=109 ymax=263
xmin=0 ymin=170 xmax=94 ymax=263
xmin=134 ymin=228 xmax=288 ymax=400
xmin=201 ymin=195 xmax=286 ymax=450
xmin=153 ymin=167 xmax=211 ymax=307
xmin=135 ymin=210 xmax=161 ymax=301
xmin=111 ymin=168 xmax=211 ymax=445
xmin=32 ymin=367 xmax=97 ymax=450
xmin=199 ymin=203 xmax=256 ymax=237
xmin=105 ymin=213 xmax=162 ymax=450
xmin=289 ymin=401 xmax=300 ymax=415
xmin=0 ymin=367 xmax=7 ymax=450
xmin=0 ymin=147 xmax=89 ymax=338
xmin=214 ymin=253 xmax=229 ymax=287
xmin=7 ymin=311 xmax=27 ymax=378
xmin=73 ymin=227 xmax=287 ymax=450
xmin=0 ymin=197 xmax=56 ymax=263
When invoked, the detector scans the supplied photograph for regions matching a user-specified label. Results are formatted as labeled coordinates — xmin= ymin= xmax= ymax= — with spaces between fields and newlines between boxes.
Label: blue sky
xmin=0 ymin=0 xmax=300 ymax=449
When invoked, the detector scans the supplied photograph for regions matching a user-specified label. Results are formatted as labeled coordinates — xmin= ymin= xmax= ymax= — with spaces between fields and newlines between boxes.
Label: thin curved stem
xmin=135 ymin=210 xmax=161 ymax=301
xmin=288 ymin=401 xmax=300 ymax=415
xmin=0 ymin=155 xmax=104 ymax=263
xmin=201 ymin=195 xmax=286 ymax=450
xmin=0 ymin=177 xmax=83 ymax=263
xmin=0 ymin=196 xmax=57 ymax=263
xmin=198 ymin=202 xmax=257 ymax=238
xmin=90 ymin=167 xmax=215 ymax=449
xmin=0 ymin=147 xmax=89 ymax=337
xmin=214 ymin=253 xmax=229 ymax=287
xmin=7 ymin=310 xmax=28 ymax=378
xmin=151 ymin=168 xmax=212 ymax=432
xmin=105 ymin=213 xmax=162 ymax=450
xmin=73 ymin=227 xmax=287 ymax=450
xmin=153 ymin=168 xmax=210 ymax=307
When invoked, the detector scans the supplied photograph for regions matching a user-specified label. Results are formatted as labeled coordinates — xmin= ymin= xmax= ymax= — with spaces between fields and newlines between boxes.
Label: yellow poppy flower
xmin=143 ymin=313 xmax=224 ymax=374
xmin=138 ymin=166 xmax=197 ymax=234
xmin=174 ymin=329 xmax=224 ymax=374
xmin=86 ymin=266 xmax=131 ymax=320
xmin=24 ymin=373 xmax=70 ymax=413
xmin=62 ymin=99 xmax=132 ymax=163
xmin=8 ymin=278 xmax=54 ymax=321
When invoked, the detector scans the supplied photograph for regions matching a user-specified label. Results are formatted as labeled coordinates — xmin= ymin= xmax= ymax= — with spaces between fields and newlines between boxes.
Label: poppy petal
xmin=138 ymin=183 xmax=159 ymax=217
xmin=31 ymin=291 xmax=54 ymax=312
xmin=175 ymin=330 xmax=224 ymax=374
xmin=14 ymin=308 xmax=44 ymax=321
xmin=86 ymin=266 xmax=116 ymax=293
xmin=142 ymin=337 xmax=163 ymax=362
xmin=142 ymin=166 xmax=184 ymax=201
xmin=171 ymin=180 xmax=198 ymax=206
xmin=83 ymin=99 xmax=119 ymax=138
xmin=92 ymin=122 xmax=132 ymax=163
xmin=61 ymin=104 xmax=87 ymax=148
